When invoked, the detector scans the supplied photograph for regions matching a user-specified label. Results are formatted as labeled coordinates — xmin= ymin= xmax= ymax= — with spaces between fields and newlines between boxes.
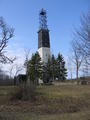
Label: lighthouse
xmin=38 ymin=9 xmax=50 ymax=64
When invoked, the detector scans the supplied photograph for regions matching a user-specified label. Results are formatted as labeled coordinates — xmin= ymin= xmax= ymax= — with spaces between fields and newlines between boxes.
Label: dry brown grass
xmin=0 ymin=85 xmax=90 ymax=120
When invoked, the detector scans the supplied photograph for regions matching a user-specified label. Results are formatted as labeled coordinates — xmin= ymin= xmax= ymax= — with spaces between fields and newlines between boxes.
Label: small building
xmin=14 ymin=74 xmax=27 ymax=85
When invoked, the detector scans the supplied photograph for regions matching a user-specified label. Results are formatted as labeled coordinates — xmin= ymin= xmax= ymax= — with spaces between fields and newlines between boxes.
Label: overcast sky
xmin=0 ymin=0 xmax=89 ymax=76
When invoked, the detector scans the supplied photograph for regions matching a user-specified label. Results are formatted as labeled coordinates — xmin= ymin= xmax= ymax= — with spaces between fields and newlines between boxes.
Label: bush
xmin=81 ymin=80 xmax=88 ymax=85
xmin=11 ymin=82 xmax=36 ymax=101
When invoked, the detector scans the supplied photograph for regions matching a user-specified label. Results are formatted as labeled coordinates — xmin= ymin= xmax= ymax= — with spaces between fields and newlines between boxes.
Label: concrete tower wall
xmin=38 ymin=47 xmax=50 ymax=63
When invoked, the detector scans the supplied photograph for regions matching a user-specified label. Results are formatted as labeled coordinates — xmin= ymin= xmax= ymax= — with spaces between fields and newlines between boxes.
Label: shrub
xmin=11 ymin=82 xmax=36 ymax=101
xmin=81 ymin=80 xmax=88 ymax=85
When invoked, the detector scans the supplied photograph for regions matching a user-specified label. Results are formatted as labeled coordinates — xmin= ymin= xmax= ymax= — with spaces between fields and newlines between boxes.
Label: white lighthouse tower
xmin=38 ymin=9 xmax=50 ymax=64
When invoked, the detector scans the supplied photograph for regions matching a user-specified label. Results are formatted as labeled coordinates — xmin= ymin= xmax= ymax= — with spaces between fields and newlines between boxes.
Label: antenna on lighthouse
xmin=39 ymin=8 xmax=48 ymax=30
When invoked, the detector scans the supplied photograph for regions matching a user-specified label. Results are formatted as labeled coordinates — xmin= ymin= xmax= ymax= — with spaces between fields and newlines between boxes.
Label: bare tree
xmin=73 ymin=12 xmax=90 ymax=65
xmin=0 ymin=17 xmax=15 ymax=63
xmin=71 ymin=40 xmax=84 ymax=79
xmin=81 ymin=57 xmax=90 ymax=77
xmin=70 ymin=12 xmax=90 ymax=79
xmin=24 ymin=49 xmax=30 ymax=73
xmin=14 ymin=64 xmax=23 ymax=77
xmin=8 ymin=65 xmax=14 ymax=79
xmin=67 ymin=56 xmax=73 ymax=80
xmin=8 ymin=64 xmax=23 ymax=78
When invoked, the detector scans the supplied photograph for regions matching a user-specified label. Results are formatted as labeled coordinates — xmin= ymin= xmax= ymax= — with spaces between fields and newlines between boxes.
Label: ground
xmin=0 ymin=85 xmax=90 ymax=120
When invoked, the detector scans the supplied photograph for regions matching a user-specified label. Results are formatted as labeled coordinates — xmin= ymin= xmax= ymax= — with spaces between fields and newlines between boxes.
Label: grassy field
xmin=0 ymin=85 xmax=90 ymax=120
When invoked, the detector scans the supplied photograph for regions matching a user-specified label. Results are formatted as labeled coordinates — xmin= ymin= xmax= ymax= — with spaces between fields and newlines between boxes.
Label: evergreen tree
xmin=43 ymin=58 xmax=52 ymax=83
xmin=43 ymin=53 xmax=67 ymax=83
xmin=56 ymin=53 xmax=67 ymax=81
xmin=27 ymin=52 xmax=42 ymax=84
xmin=51 ymin=54 xmax=57 ymax=81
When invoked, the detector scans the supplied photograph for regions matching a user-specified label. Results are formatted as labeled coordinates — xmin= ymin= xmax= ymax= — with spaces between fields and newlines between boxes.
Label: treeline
xmin=0 ymin=69 xmax=14 ymax=85
xmin=26 ymin=52 xmax=67 ymax=84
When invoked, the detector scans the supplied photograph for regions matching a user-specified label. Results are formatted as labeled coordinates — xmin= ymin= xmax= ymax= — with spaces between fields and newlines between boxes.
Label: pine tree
xmin=56 ymin=53 xmax=67 ymax=81
xmin=43 ymin=53 xmax=67 ymax=83
xmin=51 ymin=54 xmax=57 ymax=81
xmin=43 ymin=58 xmax=52 ymax=83
xmin=27 ymin=52 xmax=42 ymax=84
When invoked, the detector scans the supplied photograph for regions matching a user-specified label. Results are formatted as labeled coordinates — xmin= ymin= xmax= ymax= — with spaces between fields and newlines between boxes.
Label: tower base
xmin=38 ymin=47 xmax=50 ymax=63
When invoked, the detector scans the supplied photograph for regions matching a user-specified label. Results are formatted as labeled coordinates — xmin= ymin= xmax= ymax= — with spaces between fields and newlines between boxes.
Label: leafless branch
xmin=0 ymin=17 xmax=15 ymax=63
